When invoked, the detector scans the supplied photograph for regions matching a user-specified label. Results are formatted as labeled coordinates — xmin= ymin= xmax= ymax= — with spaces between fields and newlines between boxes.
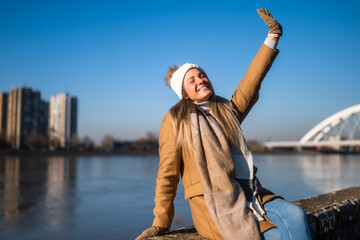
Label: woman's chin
xmin=194 ymin=92 xmax=213 ymax=102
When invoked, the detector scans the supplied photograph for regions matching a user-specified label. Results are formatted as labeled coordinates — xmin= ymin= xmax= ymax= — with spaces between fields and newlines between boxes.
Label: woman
xmin=136 ymin=8 xmax=311 ymax=240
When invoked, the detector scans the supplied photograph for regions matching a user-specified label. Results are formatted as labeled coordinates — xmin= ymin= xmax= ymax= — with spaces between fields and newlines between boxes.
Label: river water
xmin=0 ymin=154 xmax=359 ymax=240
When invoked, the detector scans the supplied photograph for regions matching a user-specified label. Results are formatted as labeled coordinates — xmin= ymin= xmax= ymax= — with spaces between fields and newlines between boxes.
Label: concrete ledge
xmin=148 ymin=226 xmax=205 ymax=240
xmin=149 ymin=186 xmax=360 ymax=239
xmin=293 ymin=186 xmax=360 ymax=239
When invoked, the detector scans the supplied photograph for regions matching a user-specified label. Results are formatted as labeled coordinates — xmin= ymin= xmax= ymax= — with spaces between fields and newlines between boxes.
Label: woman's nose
xmin=196 ymin=77 xmax=205 ymax=84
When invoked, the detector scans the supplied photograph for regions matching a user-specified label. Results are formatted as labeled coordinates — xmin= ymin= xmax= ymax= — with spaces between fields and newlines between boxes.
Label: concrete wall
xmin=149 ymin=186 xmax=360 ymax=240
xmin=294 ymin=185 xmax=360 ymax=240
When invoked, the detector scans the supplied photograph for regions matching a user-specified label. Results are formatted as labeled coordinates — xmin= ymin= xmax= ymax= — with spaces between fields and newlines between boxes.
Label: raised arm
xmin=231 ymin=8 xmax=282 ymax=123
xmin=231 ymin=44 xmax=279 ymax=123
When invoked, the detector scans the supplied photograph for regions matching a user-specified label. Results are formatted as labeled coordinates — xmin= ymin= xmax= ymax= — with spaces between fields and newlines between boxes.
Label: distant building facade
xmin=49 ymin=93 xmax=77 ymax=148
xmin=6 ymin=87 xmax=49 ymax=149
xmin=0 ymin=92 xmax=8 ymax=140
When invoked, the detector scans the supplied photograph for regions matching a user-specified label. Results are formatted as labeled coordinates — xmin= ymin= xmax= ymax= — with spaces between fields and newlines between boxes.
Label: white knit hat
xmin=170 ymin=63 xmax=204 ymax=99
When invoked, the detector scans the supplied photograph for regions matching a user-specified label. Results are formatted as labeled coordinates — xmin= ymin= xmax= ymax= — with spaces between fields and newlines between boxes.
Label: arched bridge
xmin=264 ymin=104 xmax=360 ymax=151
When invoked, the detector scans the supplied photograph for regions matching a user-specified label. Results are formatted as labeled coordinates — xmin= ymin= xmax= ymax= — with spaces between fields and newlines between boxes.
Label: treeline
xmin=0 ymin=132 xmax=159 ymax=153
xmin=0 ymin=131 xmax=268 ymax=153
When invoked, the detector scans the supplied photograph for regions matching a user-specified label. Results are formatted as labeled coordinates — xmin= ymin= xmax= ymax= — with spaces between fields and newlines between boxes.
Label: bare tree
xmin=69 ymin=134 xmax=80 ymax=150
xmin=48 ymin=127 xmax=60 ymax=150
xmin=128 ymin=132 xmax=159 ymax=152
xmin=81 ymin=135 xmax=95 ymax=151
xmin=146 ymin=131 xmax=158 ymax=142
xmin=26 ymin=130 xmax=48 ymax=150
xmin=100 ymin=134 xmax=116 ymax=151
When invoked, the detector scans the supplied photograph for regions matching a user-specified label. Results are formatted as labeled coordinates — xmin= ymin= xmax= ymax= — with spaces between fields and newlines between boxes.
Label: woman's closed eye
xmin=187 ymin=77 xmax=195 ymax=84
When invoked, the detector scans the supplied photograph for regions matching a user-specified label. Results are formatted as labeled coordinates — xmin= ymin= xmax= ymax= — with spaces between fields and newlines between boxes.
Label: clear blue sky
xmin=1 ymin=0 xmax=360 ymax=143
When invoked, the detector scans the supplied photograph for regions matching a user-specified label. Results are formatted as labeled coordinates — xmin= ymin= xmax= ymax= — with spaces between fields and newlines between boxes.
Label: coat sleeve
xmin=152 ymin=113 xmax=181 ymax=229
xmin=231 ymin=44 xmax=279 ymax=123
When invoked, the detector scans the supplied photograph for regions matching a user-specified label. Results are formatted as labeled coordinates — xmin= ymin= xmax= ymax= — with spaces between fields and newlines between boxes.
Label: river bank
xmin=0 ymin=149 xmax=159 ymax=157
xmin=0 ymin=148 xmax=329 ymax=157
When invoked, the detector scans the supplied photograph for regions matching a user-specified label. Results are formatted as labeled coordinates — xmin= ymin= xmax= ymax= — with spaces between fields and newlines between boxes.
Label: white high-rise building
xmin=49 ymin=93 xmax=77 ymax=148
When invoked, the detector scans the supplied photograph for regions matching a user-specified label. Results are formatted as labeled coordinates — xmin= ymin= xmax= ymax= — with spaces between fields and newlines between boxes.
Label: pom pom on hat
xmin=165 ymin=66 xmax=179 ymax=87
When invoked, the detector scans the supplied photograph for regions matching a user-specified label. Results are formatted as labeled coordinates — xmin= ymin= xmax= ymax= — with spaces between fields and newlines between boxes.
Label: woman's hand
xmin=135 ymin=226 xmax=168 ymax=240
xmin=257 ymin=8 xmax=282 ymax=37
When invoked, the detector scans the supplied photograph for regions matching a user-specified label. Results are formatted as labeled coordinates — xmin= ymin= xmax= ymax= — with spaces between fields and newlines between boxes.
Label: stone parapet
xmin=294 ymin=186 xmax=360 ymax=239
xmin=148 ymin=186 xmax=360 ymax=239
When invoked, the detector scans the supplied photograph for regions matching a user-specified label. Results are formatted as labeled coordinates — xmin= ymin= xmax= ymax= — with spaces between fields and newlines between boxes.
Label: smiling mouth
xmin=198 ymin=86 xmax=210 ymax=92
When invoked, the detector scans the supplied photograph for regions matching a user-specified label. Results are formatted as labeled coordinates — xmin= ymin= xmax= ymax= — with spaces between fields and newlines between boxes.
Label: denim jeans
xmin=260 ymin=198 xmax=312 ymax=240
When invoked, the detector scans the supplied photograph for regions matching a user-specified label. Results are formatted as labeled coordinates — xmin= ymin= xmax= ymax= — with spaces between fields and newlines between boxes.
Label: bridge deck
xmin=264 ymin=140 xmax=360 ymax=148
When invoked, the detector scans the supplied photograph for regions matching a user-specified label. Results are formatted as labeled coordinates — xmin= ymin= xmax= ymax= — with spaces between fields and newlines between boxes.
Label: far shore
xmin=0 ymin=149 xmax=159 ymax=157
xmin=0 ymin=149 xmax=340 ymax=157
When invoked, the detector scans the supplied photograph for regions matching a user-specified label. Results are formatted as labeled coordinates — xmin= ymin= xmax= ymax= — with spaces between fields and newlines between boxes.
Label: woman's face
xmin=183 ymin=68 xmax=213 ymax=103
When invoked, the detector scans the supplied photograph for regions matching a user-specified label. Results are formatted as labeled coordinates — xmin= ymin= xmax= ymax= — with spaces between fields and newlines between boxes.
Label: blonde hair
xmin=170 ymin=94 xmax=242 ymax=152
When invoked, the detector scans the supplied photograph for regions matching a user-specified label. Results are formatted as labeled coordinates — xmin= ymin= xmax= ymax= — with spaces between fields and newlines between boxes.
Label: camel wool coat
xmin=152 ymin=44 xmax=280 ymax=234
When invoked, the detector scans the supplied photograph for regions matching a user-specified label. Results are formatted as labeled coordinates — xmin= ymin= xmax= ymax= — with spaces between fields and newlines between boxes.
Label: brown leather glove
xmin=257 ymin=8 xmax=282 ymax=36
xmin=135 ymin=226 xmax=168 ymax=240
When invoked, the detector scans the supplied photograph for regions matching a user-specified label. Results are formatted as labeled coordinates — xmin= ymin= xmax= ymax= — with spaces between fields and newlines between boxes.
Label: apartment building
xmin=49 ymin=93 xmax=77 ymax=148
xmin=0 ymin=92 xmax=8 ymax=139
xmin=6 ymin=87 xmax=48 ymax=149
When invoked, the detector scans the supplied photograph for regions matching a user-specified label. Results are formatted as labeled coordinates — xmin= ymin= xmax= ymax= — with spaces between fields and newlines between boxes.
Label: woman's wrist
xmin=267 ymin=33 xmax=280 ymax=42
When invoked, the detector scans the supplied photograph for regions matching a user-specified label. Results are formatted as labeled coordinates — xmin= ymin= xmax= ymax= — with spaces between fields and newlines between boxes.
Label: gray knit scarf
xmin=190 ymin=101 xmax=263 ymax=240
